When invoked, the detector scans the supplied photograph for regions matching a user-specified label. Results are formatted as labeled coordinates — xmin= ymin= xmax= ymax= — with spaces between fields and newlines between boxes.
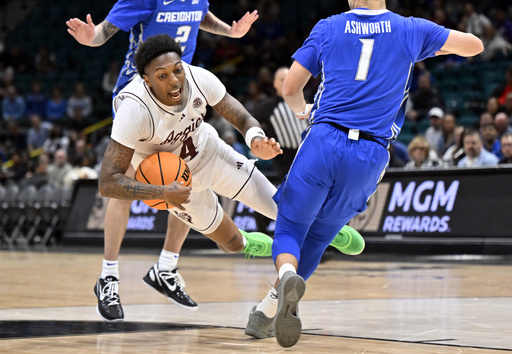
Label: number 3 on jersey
xmin=355 ymin=39 xmax=375 ymax=81
xmin=175 ymin=25 xmax=192 ymax=53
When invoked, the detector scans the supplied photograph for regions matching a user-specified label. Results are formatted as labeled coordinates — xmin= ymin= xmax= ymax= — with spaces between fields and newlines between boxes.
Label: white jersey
xmin=111 ymin=62 xmax=227 ymax=171
xmin=110 ymin=62 xmax=277 ymax=233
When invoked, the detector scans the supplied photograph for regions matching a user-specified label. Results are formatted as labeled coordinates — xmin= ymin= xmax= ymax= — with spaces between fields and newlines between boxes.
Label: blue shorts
xmin=272 ymin=123 xmax=389 ymax=277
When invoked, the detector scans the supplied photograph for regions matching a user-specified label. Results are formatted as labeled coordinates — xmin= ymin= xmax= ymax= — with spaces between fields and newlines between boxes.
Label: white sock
xmin=158 ymin=249 xmax=179 ymax=271
xmin=278 ymin=263 xmax=297 ymax=280
xmin=101 ymin=259 xmax=119 ymax=279
xmin=256 ymin=287 xmax=278 ymax=318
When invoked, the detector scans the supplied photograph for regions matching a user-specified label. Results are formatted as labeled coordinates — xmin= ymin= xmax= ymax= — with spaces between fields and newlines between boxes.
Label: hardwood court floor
xmin=1 ymin=248 xmax=511 ymax=353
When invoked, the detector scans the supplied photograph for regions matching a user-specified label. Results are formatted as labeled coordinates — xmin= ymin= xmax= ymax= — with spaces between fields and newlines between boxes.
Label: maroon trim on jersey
xmin=231 ymin=165 xmax=256 ymax=199
xmin=186 ymin=65 xmax=208 ymax=106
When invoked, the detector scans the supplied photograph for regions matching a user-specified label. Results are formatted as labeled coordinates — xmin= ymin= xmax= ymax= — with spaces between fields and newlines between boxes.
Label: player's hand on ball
xmin=164 ymin=181 xmax=191 ymax=211
xmin=251 ymin=137 xmax=283 ymax=160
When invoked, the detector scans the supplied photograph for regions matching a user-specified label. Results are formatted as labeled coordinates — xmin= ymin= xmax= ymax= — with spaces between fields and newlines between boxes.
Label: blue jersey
xmin=107 ymin=0 xmax=209 ymax=94
xmin=293 ymin=8 xmax=450 ymax=141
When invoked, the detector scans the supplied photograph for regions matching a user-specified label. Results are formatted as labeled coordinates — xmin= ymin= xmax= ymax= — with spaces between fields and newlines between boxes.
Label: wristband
xmin=245 ymin=127 xmax=265 ymax=148
xmin=295 ymin=108 xmax=308 ymax=116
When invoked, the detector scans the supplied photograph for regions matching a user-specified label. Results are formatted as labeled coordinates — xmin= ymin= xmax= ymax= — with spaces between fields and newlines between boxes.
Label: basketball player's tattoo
xmin=92 ymin=20 xmax=120 ymax=46
xmin=226 ymin=234 xmax=239 ymax=245
xmin=213 ymin=93 xmax=261 ymax=135
xmin=199 ymin=13 xmax=229 ymax=36
xmin=99 ymin=139 xmax=165 ymax=200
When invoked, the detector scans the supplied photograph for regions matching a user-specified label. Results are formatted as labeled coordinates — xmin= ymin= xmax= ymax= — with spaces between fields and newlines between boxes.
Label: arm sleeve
xmin=403 ymin=17 xmax=450 ymax=62
xmin=291 ymin=19 xmax=331 ymax=77
xmin=105 ymin=0 xmax=156 ymax=32
xmin=111 ymin=97 xmax=152 ymax=149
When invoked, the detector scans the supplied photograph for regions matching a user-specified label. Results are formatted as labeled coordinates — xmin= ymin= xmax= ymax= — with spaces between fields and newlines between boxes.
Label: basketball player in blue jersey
xmin=244 ymin=0 xmax=483 ymax=348
xmin=66 ymin=1 xmax=259 ymax=322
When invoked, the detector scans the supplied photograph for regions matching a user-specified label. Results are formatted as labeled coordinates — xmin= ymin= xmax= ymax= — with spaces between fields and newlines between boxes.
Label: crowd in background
xmin=1 ymin=0 xmax=512 ymax=190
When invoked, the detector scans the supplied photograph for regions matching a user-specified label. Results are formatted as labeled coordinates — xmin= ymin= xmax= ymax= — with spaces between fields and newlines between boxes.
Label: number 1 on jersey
xmin=355 ymin=39 xmax=375 ymax=81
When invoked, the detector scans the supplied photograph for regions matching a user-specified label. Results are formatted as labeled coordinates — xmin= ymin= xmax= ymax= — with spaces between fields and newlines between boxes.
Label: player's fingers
xmin=86 ymin=14 xmax=93 ymax=26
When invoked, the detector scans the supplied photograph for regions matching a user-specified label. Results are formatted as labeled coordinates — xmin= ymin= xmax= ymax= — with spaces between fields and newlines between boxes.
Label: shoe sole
xmin=332 ymin=226 xmax=365 ymax=255
xmin=274 ymin=273 xmax=305 ymax=348
xmin=95 ymin=305 xmax=124 ymax=322
xmin=142 ymin=278 xmax=198 ymax=312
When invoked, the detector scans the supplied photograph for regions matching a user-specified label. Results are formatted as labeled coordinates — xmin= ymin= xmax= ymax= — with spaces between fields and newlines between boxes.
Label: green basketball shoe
xmin=239 ymin=229 xmax=273 ymax=257
xmin=329 ymin=225 xmax=365 ymax=255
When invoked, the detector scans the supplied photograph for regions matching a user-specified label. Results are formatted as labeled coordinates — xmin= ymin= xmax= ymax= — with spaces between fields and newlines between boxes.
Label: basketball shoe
xmin=244 ymin=306 xmax=275 ymax=339
xmin=143 ymin=264 xmax=198 ymax=310
xmin=239 ymin=229 xmax=273 ymax=257
xmin=93 ymin=276 xmax=124 ymax=322
xmin=274 ymin=271 xmax=306 ymax=348
xmin=329 ymin=225 xmax=365 ymax=255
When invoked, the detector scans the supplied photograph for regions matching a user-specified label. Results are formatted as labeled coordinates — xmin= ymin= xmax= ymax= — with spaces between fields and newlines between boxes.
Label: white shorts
xmin=131 ymin=124 xmax=278 ymax=233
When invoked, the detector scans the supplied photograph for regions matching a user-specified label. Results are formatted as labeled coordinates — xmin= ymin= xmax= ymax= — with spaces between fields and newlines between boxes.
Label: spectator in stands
xmin=3 ymin=120 xmax=27 ymax=155
xmin=486 ymin=96 xmax=501 ymax=117
xmin=26 ymin=114 xmax=52 ymax=153
xmin=425 ymin=107 xmax=444 ymax=155
xmin=243 ymin=80 xmax=267 ymax=112
xmin=479 ymin=24 xmax=512 ymax=61
xmin=45 ymin=86 xmax=67 ymax=123
xmin=443 ymin=125 xmax=466 ymax=166
xmin=494 ymin=112 xmax=512 ymax=138
xmin=499 ymin=132 xmax=512 ymax=164
xmin=2 ymin=85 xmax=25 ymax=122
xmin=479 ymin=111 xmax=494 ymax=128
xmin=46 ymin=148 xmax=73 ymax=187
xmin=34 ymin=45 xmax=56 ymax=75
xmin=43 ymin=125 xmax=69 ymax=157
xmin=25 ymin=80 xmax=48 ymax=118
xmin=20 ymin=153 xmax=49 ymax=189
xmin=504 ymin=92 xmax=512 ymax=118
xmin=460 ymin=3 xmax=491 ymax=39
xmin=67 ymin=106 xmax=92 ymax=133
xmin=480 ymin=122 xmax=502 ymax=159
xmin=407 ymin=73 xmax=443 ymax=121
xmin=66 ymin=82 xmax=93 ymax=118
xmin=492 ymin=64 xmax=512 ymax=106
xmin=63 ymin=155 xmax=98 ymax=188
xmin=493 ymin=7 xmax=512 ymax=43
xmin=440 ymin=113 xmax=458 ymax=155
xmin=458 ymin=128 xmax=499 ymax=167
xmin=405 ymin=136 xmax=445 ymax=169
xmin=6 ymin=151 xmax=30 ymax=181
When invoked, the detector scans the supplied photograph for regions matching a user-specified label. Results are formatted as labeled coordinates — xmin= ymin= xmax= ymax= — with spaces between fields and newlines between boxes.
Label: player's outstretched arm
xmin=99 ymin=139 xmax=190 ymax=209
xmin=212 ymin=92 xmax=283 ymax=160
xmin=436 ymin=30 xmax=484 ymax=57
xmin=66 ymin=14 xmax=120 ymax=47
xmin=200 ymin=10 xmax=258 ymax=38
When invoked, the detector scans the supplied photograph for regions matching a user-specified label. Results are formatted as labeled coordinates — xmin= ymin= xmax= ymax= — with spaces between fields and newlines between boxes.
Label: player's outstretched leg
xmin=245 ymin=306 xmax=275 ymax=339
xmin=93 ymin=276 xmax=124 ymax=322
xmin=239 ymin=229 xmax=273 ymax=257
xmin=273 ymin=271 xmax=306 ymax=348
xmin=143 ymin=264 xmax=198 ymax=310
xmin=329 ymin=225 xmax=365 ymax=255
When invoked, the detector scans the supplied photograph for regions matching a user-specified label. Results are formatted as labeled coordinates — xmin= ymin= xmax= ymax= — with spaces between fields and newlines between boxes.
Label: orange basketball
xmin=134 ymin=152 xmax=192 ymax=210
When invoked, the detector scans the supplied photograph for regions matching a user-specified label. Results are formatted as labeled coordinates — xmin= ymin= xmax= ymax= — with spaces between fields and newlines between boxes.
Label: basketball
xmin=134 ymin=152 xmax=192 ymax=210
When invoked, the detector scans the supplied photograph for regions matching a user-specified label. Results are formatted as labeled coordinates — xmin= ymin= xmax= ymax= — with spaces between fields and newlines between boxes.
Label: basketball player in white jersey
xmin=96 ymin=33 xmax=281 ymax=321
